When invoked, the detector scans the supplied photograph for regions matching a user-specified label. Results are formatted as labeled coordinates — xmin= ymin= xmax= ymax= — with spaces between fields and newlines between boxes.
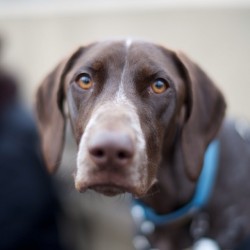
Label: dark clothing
xmin=235 ymin=238 xmax=250 ymax=250
xmin=0 ymin=102 xmax=63 ymax=250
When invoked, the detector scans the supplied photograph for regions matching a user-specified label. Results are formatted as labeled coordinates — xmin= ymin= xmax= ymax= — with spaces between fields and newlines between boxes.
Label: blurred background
xmin=0 ymin=0 xmax=250 ymax=249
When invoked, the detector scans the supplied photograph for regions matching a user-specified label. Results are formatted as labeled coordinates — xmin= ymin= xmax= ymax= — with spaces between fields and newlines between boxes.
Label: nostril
xmin=117 ymin=151 xmax=126 ymax=160
xmin=117 ymin=150 xmax=132 ymax=160
xmin=89 ymin=147 xmax=108 ymax=166
xmin=90 ymin=148 xmax=105 ymax=158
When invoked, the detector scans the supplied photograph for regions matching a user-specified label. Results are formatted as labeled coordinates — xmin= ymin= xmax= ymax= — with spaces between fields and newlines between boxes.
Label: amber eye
xmin=76 ymin=73 xmax=93 ymax=90
xmin=151 ymin=79 xmax=169 ymax=94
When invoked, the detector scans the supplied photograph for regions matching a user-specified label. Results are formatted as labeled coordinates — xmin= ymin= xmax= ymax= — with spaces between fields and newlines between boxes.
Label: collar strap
xmin=131 ymin=140 xmax=220 ymax=226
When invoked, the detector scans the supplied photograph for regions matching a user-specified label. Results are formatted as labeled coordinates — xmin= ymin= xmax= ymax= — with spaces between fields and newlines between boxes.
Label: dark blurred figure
xmin=235 ymin=238 xmax=250 ymax=250
xmin=0 ymin=51 xmax=64 ymax=249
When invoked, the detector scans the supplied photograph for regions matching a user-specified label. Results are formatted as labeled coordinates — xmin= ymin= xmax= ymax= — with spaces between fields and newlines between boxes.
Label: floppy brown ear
xmin=176 ymin=52 xmax=226 ymax=181
xmin=36 ymin=48 xmax=83 ymax=173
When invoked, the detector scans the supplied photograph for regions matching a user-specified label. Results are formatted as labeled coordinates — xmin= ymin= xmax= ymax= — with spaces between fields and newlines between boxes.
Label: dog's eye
xmin=151 ymin=79 xmax=169 ymax=94
xmin=76 ymin=74 xmax=93 ymax=90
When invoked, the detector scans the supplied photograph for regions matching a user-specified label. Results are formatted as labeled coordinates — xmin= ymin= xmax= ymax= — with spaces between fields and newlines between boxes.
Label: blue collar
xmin=131 ymin=140 xmax=220 ymax=226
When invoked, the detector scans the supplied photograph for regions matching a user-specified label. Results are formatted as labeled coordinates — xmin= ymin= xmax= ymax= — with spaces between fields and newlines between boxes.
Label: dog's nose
xmin=88 ymin=130 xmax=134 ymax=168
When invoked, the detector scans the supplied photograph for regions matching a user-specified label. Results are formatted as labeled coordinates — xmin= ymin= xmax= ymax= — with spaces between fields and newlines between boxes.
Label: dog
xmin=35 ymin=39 xmax=250 ymax=249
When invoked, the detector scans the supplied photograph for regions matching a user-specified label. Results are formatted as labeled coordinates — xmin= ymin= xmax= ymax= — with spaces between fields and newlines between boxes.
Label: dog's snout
xmin=88 ymin=130 xmax=134 ymax=168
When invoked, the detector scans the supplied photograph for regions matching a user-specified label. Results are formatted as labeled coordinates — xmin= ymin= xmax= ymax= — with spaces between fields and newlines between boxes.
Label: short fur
xmin=36 ymin=40 xmax=250 ymax=249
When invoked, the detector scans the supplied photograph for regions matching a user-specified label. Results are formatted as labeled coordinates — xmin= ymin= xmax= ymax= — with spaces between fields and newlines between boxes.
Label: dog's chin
xmin=89 ymin=184 xmax=126 ymax=196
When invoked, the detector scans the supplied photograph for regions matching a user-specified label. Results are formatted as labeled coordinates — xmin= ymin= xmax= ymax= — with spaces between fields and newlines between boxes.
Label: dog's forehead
xmin=74 ymin=40 xmax=175 ymax=69
xmin=83 ymin=40 xmax=126 ymax=63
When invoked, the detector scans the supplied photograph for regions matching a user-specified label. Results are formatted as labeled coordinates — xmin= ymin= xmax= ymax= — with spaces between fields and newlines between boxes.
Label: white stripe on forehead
xmin=126 ymin=38 xmax=133 ymax=48
xmin=115 ymin=39 xmax=133 ymax=103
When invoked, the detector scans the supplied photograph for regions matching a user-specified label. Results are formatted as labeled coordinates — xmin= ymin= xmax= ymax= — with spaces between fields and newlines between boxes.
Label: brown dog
xmin=36 ymin=40 xmax=250 ymax=249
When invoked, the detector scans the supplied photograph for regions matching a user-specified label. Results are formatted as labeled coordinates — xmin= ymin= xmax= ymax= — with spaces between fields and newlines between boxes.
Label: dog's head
xmin=36 ymin=40 xmax=226 ymax=197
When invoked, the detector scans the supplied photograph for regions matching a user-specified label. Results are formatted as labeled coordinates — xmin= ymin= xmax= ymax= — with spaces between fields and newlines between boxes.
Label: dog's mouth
xmin=75 ymin=177 xmax=139 ymax=197
xmin=74 ymin=171 xmax=148 ymax=197
xmin=89 ymin=184 xmax=126 ymax=196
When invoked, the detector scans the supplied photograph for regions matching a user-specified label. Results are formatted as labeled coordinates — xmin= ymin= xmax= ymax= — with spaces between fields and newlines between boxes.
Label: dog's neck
xmin=140 ymin=152 xmax=196 ymax=215
xmin=140 ymin=124 xmax=196 ymax=215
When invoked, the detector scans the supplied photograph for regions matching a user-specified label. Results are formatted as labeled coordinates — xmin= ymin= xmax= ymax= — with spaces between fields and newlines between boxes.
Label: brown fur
xmin=36 ymin=40 xmax=250 ymax=249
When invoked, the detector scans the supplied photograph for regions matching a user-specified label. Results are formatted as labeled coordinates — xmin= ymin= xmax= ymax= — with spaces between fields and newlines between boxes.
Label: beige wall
xmin=0 ymin=6 xmax=250 ymax=119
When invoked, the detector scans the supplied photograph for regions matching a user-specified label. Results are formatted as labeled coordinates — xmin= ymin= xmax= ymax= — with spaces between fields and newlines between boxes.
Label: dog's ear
xmin=175 ymin=52 xmax=226 ymax=181
xmin=36 ymin=47 xmax=83 ymax=173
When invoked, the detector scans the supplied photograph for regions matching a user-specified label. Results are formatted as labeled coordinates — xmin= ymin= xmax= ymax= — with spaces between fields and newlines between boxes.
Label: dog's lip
xmin=75 ymin=172 xmax=146 ymax=197
xmin=89 ymin=184 xmax=126 ymax=196
xmin=76 ymin=179 xmax=137 ymax=196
